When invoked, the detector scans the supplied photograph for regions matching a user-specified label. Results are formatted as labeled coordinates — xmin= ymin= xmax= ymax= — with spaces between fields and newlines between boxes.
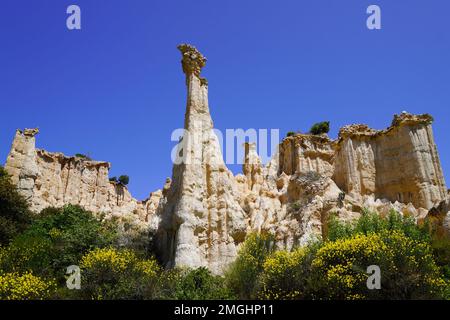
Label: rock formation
xmin=4 ymin=128 xmax=160 ymax=243
xmin=5 ymin=129 xmax=40 ymax=202
xmin=4 ymin=44 xmax=449 ymax=274
xmin=155 ymin=44 xmax=247 ymax=274
xmin=278 ymin=134 xmax=334 ymax=178
xmin=154 ymin=45 xmax=448 ymax=272
xmin=334 ymin=113 xmax=447 ymax=210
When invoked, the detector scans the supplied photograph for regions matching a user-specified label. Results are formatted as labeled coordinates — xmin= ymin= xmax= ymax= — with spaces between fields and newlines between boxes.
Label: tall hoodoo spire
xmin=156 ymin=45 xmax=247 ymax=274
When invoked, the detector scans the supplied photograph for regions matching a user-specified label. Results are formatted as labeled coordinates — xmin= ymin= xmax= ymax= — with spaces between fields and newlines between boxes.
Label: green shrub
xmin=259 ymin=245 xmax=319 ymax=300
xmin=0 ymin=234 xmax=53 ymax=277
xmin=173 ymin=267 xmax=235 ymax=300
xmin=251 ymin=211 xmax=449 ymax=301
xmin=0 ymin=205 xmax=117 ymax=283
xmin=109 ymin=177 xmax=118 ymax=183
xmin=286 ymin=131 xmax=296 ymax=137
xmin=311 ymin=230 xmax=448 ymax=300
xmin=430 ymin=236 xmax=450 ymax=280
xmin=420 ymin=212 xmax=450 ymax=280
xmin=0 ymin=272 xmax=56 ymax=300
xmin=322 ymin=210 xmax=448 ymax=299
xmin=309 ymin=121 xmax=330 ymax=135
xmin=326 ymin=215 xmax=354 ymax=242
xmin=74 ymin=154 xmax=92 ymax=161
xmin=225 ymin=233 xmax=275 ymax=299
xmin=34 ymin=205 xmax=117 ymax=275
xmin=290 ymin=201 xmax=302 ymax=211
xmin=0 ymin=166 xmax=32 ymax=246
xmin=78 ymin=247 xmax=161 ymax=300
xmin=118 ymin=175 xmax=130 ymax=186
xmin=326 ymin=209 xmax=429 ymax=242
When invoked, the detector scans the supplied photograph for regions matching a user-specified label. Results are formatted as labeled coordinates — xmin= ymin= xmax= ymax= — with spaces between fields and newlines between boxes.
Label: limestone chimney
xmin=156 ymin=45 xmax=247 ymax=274
xmin=5 ymin=128 xmax=40 ymax=200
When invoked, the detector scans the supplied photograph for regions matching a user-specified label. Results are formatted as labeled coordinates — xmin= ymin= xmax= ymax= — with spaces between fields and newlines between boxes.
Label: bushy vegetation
xmin=420 ymin=211 xmax=450 ymax=280
xmin=172 ymin=267 xmax=235 ymax=300
xmin=78 ymin=247 xmax=161 ymax=300
xmin=109 ymin=175 xmax=130 ymax=186
xmin=0 ymin=272 xmax=56 ymax=300
xmin=0 ymin=205 xmax=118 ymax=289
xmin=1 ymin=174 xmax=449 ymax=301
xmin=118 ymin=175 xmax=130 ymax=186
xmin=0 ymin=166 xmax=32 ymax=246
xmin=259 ymin=246 xmax=318 ymax=300
xmin=309 ymin=121 xmax=330 ymax=135
xmin=74 ymin=154 xmax=92 ymax=161
xmin=224 ymin=211 xmax=449 ymax=300
xmin=286 ymin=122 xmax=331 ymax=138
xmin=286 ymin=131 xmax=296 ymax=137
xmin=225 ymin=233 xmax=275 ymax=299
xmin=314 ymin=231 xmax=446 ymax=299
xmin=326 ymin=209 xmax=429 ymax=242
xmin=0 ymin=199 xmax=236 ymax=300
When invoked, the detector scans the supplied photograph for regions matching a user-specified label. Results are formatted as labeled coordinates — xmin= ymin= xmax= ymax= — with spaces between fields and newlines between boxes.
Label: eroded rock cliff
xmin=278 ymin=134 xmax=334 ymax=178
xmin=334 ymin=113 xmax=447 ymax=209
xmin=5 ymin=128 xmax=161 ymax=244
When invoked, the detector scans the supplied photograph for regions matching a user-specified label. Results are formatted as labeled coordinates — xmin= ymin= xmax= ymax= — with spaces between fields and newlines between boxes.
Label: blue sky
xmin=1 ymin=0 xmax=449 ymax=200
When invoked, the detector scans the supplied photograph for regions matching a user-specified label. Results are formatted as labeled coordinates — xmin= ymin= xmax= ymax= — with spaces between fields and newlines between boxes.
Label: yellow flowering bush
xmin=227 ymin=224 xmax=449 ymax=300
xmin=312 ymin=230 xmax=448 ymax=300
xmin=48 ymin=228 xmax=63 ymax=240
xmin=137 ymin=259 xmax=161 ymax=278
xmin=224 ymin=233 xmax=275 ymax=299
xmin=0 ymin=236 xmax=52 ymax=275
xmin=79 ymin=247 xmax=161 ymax=300
xmin=312 ymin=233 xmax=387 ymax=299
xmin=0 ymin=247 xmax=5 ymax=274
xmin=0 ymin=272 xmax=56 ymax=300
xmin=260 ymin=248 xmax=310 ymax=300
xmin=0 ymin=205 xmax=118 ymax=288
xmin=80 ymin=247 xmax=138 ymax=273
xmin=80 ymin=247 xmax=160 ymax=279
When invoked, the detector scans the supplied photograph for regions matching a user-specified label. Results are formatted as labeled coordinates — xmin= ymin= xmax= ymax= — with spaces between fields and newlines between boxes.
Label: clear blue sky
xmin=1 ymin=0 xmax=449 ymax=200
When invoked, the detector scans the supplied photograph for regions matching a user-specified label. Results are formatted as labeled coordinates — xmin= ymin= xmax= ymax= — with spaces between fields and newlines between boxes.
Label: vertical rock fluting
xmin=5 ymin=129 xmax=40 ymax=201
xmin=238 ymin=142 xmax=345 ymax=250
xmin=278 ymin=134 xmax=335 ymax=178
xmin=156 ymin=44 xmax=247 ymax=274
xmin=333 ymin=125 xmax=378 ymax=199
xmin=334 ymin=113 xmax=447 ymax=209
xmin=4 ymin=129 xmax=161 ymax=234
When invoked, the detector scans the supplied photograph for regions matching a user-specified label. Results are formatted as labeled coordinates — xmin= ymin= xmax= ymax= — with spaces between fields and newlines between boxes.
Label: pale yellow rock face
xmin=5 ymin=129 xmax=40 ymax=201
xmin=334 ymin=113 xmax=447 ymax=210
xmin=278 ymin=134 xmax=335 ymax=178
xmin=429 ymin=196 xmax=450 ymax=236
xmin=4 ymin=129 xmax=161 ymax=239
xmin=156 ymin=44 xmax=247 ymax=275
xmin=4 ymin=45 xmax=449 ymax=274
